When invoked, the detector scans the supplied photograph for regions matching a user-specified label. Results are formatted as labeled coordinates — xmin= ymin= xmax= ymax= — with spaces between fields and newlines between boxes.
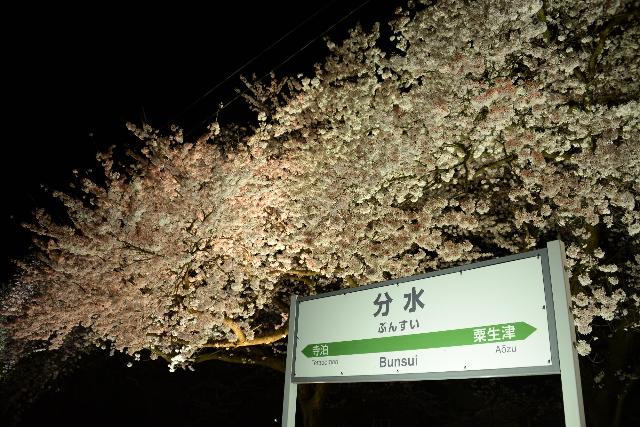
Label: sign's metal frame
xmin=293 ymin=247 xmax=559 ymax=383
xmin=281 ymin=241 xmax=585 ymax=426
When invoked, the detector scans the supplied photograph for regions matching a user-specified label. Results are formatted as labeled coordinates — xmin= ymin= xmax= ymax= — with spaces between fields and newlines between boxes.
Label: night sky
xmin=0 ymin=2 xmax=596 ymax=426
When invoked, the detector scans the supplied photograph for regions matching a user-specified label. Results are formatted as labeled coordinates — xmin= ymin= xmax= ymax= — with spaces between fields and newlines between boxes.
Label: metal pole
xmin=547 ymin=240 xmax=586 ymax=426
xmin=282 ymin=294 xmax=298 ymax=426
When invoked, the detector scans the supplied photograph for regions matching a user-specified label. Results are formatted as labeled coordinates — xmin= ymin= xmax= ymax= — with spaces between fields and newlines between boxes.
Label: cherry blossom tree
xmin=2 ymin=0 xmax=639 ymax=424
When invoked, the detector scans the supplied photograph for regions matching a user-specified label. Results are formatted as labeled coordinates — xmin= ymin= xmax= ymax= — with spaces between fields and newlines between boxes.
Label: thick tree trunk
xmin=299 ymin=383 xmax=327 ymax=427
xmin=588 ymin=331 xmax=636 ymax=426
xmin=612 ymin=363 xmax=639 ymax=427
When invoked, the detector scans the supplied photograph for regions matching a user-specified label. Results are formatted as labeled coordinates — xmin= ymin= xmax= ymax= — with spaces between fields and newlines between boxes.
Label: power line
xmin=169 ymin=0 xmax=339 ymax=127
xmin=188 ymin=0 xmax=374 ymax=139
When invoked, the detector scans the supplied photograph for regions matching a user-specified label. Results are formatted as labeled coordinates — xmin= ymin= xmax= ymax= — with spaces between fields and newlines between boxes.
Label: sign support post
xmin=547 ymin=241 xmax=586 ymax=427
xmin=282 ymin=295 xmax=298 ymax=426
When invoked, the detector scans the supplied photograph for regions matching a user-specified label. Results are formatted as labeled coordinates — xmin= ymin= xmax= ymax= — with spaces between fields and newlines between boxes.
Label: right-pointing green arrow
xmin=302 ymin=321 xmax=536 ymax=358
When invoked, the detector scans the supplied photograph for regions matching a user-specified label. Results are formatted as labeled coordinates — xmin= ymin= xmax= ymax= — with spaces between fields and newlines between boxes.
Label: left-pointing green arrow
xmin=301 ymin=322 xmax=536 ymax=358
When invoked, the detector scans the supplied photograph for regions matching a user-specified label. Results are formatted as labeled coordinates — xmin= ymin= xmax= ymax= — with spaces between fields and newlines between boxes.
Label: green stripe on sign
xmin=301 ymin=322 xmax=536 ymax=358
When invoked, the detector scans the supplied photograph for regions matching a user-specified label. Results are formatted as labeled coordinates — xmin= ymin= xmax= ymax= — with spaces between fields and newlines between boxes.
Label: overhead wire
xmin=169 ymin=0 xmax=339 ymax=128
xmin=184 ymin=0 xmax=374 ymax=139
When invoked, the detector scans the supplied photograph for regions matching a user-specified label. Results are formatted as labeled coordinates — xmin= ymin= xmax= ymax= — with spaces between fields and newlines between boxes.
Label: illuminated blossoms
xmin=1 ymin=0 xmax=638 ymax=370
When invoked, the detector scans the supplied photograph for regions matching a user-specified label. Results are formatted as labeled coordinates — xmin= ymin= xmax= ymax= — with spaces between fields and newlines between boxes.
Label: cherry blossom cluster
xmin=1 ymin=0 xmax=638 ymax=370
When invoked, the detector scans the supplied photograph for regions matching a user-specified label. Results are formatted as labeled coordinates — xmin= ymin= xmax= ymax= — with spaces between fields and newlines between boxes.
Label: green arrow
xmin=301 ymin=322 xmax=536 ymax=358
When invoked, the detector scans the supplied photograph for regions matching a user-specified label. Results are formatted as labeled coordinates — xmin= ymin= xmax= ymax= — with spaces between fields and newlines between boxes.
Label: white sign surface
xmin=293 ymin=254 xmax=555 ymax=381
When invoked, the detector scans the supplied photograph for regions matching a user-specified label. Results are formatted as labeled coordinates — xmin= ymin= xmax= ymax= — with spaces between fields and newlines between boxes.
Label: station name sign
xmin=291 ymin=251 xmax=559 ymax=383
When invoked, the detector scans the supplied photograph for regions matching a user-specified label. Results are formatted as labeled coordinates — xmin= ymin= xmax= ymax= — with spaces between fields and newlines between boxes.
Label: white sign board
xmin=283 ymin=243 xmax=585 ymax=427
xmin=292 ymin=251 xmax=558 ymax=382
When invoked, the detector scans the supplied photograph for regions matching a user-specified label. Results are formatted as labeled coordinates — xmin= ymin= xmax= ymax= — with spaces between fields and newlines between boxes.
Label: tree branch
xmin=224 ymin=317 xmax=247 ymax=344
xmin=202 ymin=320 xmax=288 ymax=349
xmin=587 ymin=11 xmax=639 ymax=81
xmin=194 ymin=350 xmax=285 ymax=373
